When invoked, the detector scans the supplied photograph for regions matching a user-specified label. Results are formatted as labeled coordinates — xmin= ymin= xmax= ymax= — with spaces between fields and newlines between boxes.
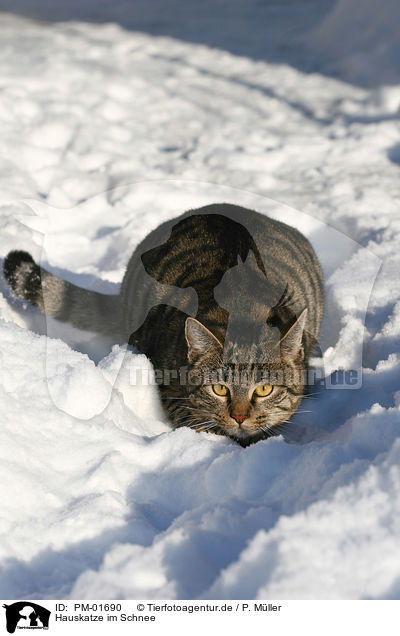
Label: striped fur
xmin=3 ymin=204 xmax=323 ymax=445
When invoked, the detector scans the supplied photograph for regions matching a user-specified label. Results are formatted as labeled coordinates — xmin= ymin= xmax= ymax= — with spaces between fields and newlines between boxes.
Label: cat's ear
xmin=279 ymin=308 xmax=307 ymax=361
xmin=185 ymin=317 xmax=222 ymax=363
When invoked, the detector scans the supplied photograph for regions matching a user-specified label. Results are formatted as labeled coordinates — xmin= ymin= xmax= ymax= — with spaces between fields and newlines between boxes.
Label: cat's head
xmin=179 ymin=313 xmax=307 ymax=446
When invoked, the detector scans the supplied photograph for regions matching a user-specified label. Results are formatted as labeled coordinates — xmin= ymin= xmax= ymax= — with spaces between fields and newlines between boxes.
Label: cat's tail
xmin=3 ymin=250 xmax=122 ymax=335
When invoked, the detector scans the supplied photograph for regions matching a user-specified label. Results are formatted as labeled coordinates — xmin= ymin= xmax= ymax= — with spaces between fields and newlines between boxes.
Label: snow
xmin=307 ymin=0 xmax=400 ymax=87
xmin=1 ymin=1 xmax=400 ymax=600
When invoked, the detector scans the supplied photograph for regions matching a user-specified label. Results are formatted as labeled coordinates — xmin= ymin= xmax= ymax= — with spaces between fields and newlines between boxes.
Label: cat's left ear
xmin=279 ymin=308 xmax=307 ymax=361
xmin=185 ymin=317 xmax=222 ymax=363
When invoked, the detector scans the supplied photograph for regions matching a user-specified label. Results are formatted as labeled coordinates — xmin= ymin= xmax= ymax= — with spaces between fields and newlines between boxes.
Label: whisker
xmin=173 ymin=407 xmax=211 ymax=420
xmin=199 ymin=423 xmax=218 ymax=431
xmin=177 ymin=405 xmax=210 ymax=413
xmin=261 ymin=425 xmax=278 ymax=437
xmin=278 ymin=410 xmax=312 ymax=415
xmin=174 ymin=414 xmax=203 ymax=425
xmin=196 ymin=420 xmax=217 ymax=431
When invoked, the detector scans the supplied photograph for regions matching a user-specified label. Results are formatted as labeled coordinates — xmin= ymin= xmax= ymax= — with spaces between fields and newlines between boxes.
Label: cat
xmin=3 ymin=203 xmax=324 ymax=446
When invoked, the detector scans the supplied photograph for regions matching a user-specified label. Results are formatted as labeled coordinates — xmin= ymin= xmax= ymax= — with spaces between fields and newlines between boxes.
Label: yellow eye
xmin=254 ymin=384 xmax=273 ymax=398
xmin=212 ymin=384 xmax=229 ymax=397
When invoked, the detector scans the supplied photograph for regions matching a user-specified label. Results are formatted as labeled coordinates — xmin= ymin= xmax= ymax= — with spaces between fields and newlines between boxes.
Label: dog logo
xmin=2 ymin=602 xmax=50 ymax=633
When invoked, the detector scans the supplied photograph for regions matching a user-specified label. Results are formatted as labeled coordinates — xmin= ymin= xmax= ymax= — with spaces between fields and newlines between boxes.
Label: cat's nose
xmin=232 ymin=414 xmax=247 ymax=425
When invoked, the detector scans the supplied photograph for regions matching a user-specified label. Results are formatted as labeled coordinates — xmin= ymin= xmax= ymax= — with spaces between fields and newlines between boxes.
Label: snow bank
xmin=1 ymin=10 xmax=400 ymax=600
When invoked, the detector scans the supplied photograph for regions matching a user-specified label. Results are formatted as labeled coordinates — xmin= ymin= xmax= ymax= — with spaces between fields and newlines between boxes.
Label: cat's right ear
xmin=185 ymin=318 xmax=222 ymax=363
xmin=279 ymin=308 xmax=308 ymax=361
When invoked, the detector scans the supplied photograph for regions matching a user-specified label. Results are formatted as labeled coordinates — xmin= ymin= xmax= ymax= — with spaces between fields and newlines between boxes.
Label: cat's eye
xmin=253 ymin=384 xmax=273 ymax=398
xmin=212 ymin=384 xmax=229 ymax=397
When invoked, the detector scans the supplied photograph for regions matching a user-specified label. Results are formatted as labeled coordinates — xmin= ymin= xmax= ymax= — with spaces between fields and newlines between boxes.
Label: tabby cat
xmin=3 ymin=203 xmax=323 ymax=446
